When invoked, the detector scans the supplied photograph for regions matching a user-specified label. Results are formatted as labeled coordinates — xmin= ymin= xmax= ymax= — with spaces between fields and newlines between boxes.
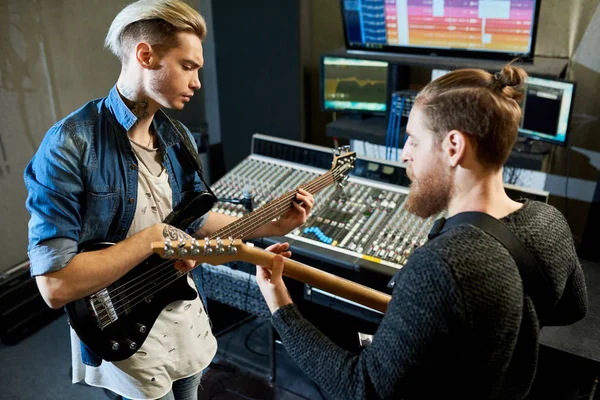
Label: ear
xmin=444 ymin=130 xmax=468 ymax=167
xmin=134 ymin=42 xmax=158 ymax=69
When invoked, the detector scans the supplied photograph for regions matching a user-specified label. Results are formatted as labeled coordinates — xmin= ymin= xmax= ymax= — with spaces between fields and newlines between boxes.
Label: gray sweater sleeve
xmin=271 ymin=248 xmax=464 ymax=400
xmin=543 ymin=259 xmax=588 ymax=326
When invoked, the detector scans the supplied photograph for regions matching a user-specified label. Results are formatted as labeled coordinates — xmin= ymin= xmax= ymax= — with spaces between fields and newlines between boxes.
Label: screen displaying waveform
xmin=322 ymin=57 xmax=388 ymax=112
xmin=343 ymin=0 xmax=538 ymax=57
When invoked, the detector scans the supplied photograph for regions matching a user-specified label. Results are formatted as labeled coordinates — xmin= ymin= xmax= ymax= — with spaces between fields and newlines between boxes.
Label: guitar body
xmin=64 ymin=191 xmax=216 ymax=362
xmin=64 ymin=147 xmax=356 ymax=362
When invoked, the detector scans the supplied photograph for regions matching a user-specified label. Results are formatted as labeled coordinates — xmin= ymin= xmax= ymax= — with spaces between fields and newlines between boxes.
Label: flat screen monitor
xmin=341 ymin=0 xmax=540 ymax=60
xmin=431 ymin=68 xmax=451 ymax=81
xmin=519 ymin=76 xmax=576 ymax=146
xmin=321 ymin=55 xmax=389 ymax=114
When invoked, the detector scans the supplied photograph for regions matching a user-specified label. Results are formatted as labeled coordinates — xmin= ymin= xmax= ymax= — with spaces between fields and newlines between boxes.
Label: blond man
xmin=24 ymin=1 xmax=313 ymax=399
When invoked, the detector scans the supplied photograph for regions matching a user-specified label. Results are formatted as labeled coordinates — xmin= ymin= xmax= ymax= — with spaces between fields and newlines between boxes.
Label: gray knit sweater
xmin=272 ymin=200 xmax=587 ymax=399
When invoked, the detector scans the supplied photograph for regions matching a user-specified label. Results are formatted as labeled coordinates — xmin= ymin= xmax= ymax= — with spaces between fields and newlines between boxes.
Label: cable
xmin=394 ymin=96 xmax=405 ymax=161
xmin=244 ymin=318 xmax=270 ymax=357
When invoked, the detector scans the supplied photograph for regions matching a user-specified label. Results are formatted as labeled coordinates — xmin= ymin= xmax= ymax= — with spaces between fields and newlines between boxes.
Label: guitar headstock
xmin=152 ymin=237 xmax=246 ymax=265
xmin=331 ymin=145 xmax=356 ymax=186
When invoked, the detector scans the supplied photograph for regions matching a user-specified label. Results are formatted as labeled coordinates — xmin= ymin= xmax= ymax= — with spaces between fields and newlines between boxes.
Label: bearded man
xmin=254 ymin=64 xmax=587 ymax=400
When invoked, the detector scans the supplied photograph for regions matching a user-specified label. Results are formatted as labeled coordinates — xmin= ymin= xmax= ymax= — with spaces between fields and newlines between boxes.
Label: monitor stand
xmin=512 ymin=138 xmax=552 ymax=156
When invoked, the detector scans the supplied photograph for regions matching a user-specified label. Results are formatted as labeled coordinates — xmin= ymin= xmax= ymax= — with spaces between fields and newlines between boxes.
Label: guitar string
xmin=95 ymin=170 xmax=333 ymax=300
xmin=94 ymin=183 xmax=333 ymax=324
xmin=209 ymin=171 xmax=335 ymax=239
xmin=93 ymin=171 xmax=340 ymax=321
xmin=92 ymin=168 xmax=348 ymax=322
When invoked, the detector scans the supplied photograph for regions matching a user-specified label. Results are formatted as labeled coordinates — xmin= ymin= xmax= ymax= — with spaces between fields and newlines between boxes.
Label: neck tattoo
xmin=119 ymin=84 xmax=150 ymax=120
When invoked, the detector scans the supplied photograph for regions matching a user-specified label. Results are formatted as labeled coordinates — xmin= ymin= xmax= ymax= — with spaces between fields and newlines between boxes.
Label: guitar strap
xmin=427 ymin=211 xmax=554 ymax=320
xmin=169 ymin=118 xmax=217 ymax=200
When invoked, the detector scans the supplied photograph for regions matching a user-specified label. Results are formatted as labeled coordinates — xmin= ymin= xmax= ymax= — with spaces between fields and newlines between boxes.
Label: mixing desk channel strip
xmin=210 ymin=154 xmax=437 ymax=273
xmin=210 ymin=134 xmax=549 ymax=280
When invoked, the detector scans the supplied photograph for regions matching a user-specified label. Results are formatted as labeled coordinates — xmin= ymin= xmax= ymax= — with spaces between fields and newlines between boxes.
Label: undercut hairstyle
xmin=416 ymin=63 xmax=528 ymax=170
xmin=105 ymin=0 xmax=207 ymax=64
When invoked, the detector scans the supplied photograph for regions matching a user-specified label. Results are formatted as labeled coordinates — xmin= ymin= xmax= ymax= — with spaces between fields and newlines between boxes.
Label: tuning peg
xmin=216 ymin=237 xmax=225 ymax=255
xmin=336 ymin=175 xmax=350 ymax=189
xmin=332 ymin=148 xmax=340 ymax=157
xmin=177 ymin=240 xmax=188 ymax=257
xmin=203 ymin=237 xmax=213 ymax=256
xmin=164 ymin=239 xmax=175 ymax=257
xmin=190 ymin=238 xmax=201 ymax=256
xmin=227 ymin=237 xmax=238 ymax=255
xmin=341 ymin=145 xmax=351 ymax=152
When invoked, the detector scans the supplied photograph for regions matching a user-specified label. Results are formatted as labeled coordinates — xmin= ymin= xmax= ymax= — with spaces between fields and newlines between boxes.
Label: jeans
xmin=120 ymin=372 xmax=203 ymax=400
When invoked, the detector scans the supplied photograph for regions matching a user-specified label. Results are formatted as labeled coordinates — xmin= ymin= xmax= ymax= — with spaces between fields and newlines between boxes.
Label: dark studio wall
xmin=0 ymin=0 xmax=131 ymax=272
xmin=209 ymin=0 xmax=306 ymax=171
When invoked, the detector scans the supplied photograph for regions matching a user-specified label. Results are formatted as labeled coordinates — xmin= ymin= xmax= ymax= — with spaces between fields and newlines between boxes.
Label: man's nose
xmin=401 ymin=147 xmax=410 ymax=163
xmin=190 ymin=73 xmax=201 ymax=90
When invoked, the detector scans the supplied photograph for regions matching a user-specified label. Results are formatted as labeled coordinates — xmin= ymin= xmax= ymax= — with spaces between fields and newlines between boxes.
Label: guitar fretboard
xmin=209 ymin=170 xmax=335 ymax=240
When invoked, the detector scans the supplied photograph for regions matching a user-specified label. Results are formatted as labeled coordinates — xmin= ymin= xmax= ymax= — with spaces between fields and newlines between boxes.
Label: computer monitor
xmin=518 ymin=76 xmax=576 ymax=147
xmin=321 ymin=55 xmax=389 ymax=114
xmin=341 ymin=0 xmax=540 ymax=60
xmin=431 ymin=68 xmax=451 ymax=81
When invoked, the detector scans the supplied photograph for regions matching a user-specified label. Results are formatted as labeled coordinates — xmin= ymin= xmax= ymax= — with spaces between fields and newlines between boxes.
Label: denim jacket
xmin=24 ymin=85 xmax=209 ymax=366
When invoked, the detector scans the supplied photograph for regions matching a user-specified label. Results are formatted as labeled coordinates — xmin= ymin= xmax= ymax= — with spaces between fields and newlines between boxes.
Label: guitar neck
xmin=241 ymin=245 xmax=391 ymax=313
xmin=209 ymin=170 xmax=335 ymax=240
xmin=151 ymin=238 xmax=391 ymax=313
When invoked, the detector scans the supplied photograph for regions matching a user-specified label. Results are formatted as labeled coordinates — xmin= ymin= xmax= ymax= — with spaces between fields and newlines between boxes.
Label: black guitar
xmin=64 ymin=148 xmax=356 ymax=361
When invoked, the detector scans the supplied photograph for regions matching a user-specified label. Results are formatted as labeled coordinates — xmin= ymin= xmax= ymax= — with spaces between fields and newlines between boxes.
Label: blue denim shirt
xmin=24 ymin=85 xmax=209 ymax=365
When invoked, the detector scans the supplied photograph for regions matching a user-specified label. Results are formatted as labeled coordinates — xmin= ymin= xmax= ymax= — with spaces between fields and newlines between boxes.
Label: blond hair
xmin=105 ymin=0 xmax=206 ymax=63
xmin=416 ymin=63 xmax=528 ymax=169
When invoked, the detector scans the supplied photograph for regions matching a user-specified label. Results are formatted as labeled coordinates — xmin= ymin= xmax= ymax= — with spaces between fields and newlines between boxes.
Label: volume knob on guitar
xmin=136 ymin=323 xmax=147 ymax=333
xmin=125 ymin=339 xmax=138 ymax=350
xmin=110 ymin=340 xmax=120 ymax=351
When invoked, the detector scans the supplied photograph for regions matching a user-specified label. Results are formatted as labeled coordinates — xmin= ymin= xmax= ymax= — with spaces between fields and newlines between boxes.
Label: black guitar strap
xmin=169 ymin=118 xmax=216 ymax=200
xmin=427 ymin=212 xmax=554 ymax=318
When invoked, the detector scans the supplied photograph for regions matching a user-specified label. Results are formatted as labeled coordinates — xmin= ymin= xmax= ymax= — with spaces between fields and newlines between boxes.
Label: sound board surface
xmin=209 ymin=134 xmax=549 ymax=277
xmin=202 ymin=133 xmax=550 ymax=324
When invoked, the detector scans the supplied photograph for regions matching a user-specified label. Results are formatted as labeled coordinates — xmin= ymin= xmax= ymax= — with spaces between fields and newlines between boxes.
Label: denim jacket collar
xmin=106 ymin=85 xmax=181 ymax=149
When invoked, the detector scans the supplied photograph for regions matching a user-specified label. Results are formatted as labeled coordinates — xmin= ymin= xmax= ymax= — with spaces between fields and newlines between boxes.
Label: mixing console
xmin=211 ymin=151 xmax=440 ymax=272
xmin=202 ymin=133 xmax=551 ymax=325
xmin=210 ymin=134 xmax=550 ymax=276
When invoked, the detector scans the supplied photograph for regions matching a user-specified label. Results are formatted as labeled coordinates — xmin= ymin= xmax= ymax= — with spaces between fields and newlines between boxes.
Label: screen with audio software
xmin=321 ymin=56 xmax=389 ymax=113
xmin=519 ymin=77 xmax=575 ymax=146
xmin=342 ymin=0 xmax=539 ymax=59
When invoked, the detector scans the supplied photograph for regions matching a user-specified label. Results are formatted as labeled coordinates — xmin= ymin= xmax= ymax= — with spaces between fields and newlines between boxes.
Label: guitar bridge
xmin=90 ymin=289 xmax=118 ymax=329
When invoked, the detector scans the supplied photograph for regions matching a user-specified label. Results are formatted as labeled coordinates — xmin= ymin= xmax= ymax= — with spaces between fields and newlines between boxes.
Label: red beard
xmin=406 ymin=165 xmax=453 ymax=218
